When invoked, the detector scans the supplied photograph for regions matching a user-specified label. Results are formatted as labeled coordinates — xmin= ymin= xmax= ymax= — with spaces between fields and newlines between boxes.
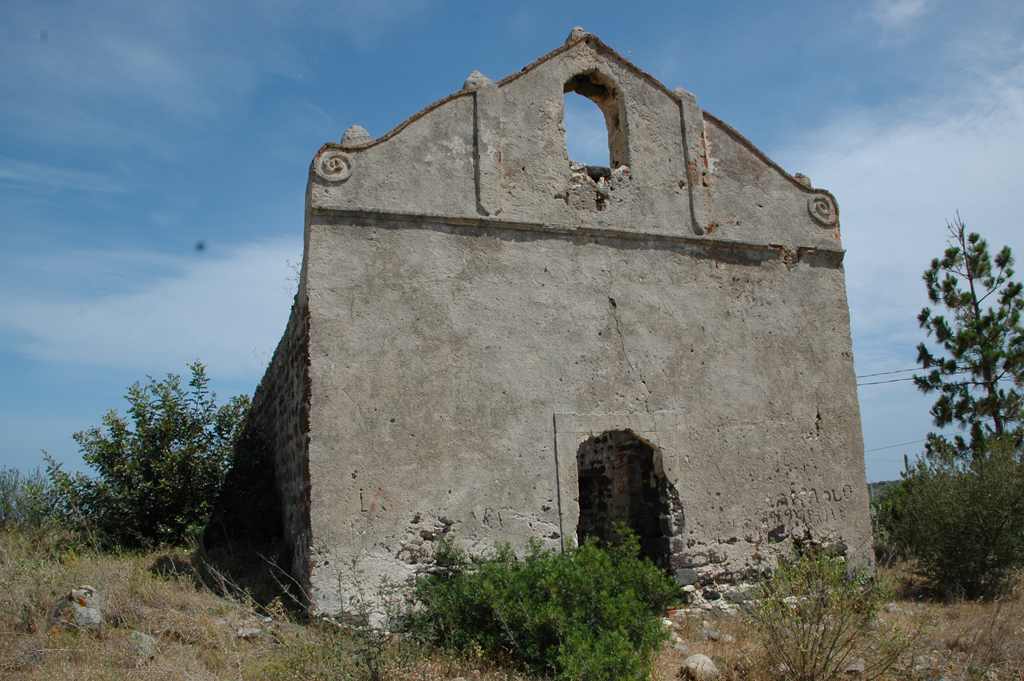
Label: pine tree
xmin=914 ymin=215 xmax=1024 ymax=459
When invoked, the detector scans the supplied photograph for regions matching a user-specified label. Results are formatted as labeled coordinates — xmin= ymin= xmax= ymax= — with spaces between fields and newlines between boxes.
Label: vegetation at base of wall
xmin=408 ymin=531 xmax=682 ymax=681
xmin=749 ymin=546 xmax=912 ymax=681
xmin=44 ymin=361 xmax=250 ymax=549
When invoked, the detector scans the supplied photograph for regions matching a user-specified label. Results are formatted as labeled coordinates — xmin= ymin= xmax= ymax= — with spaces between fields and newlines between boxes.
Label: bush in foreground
xmin=749 ymin=547 xmax=911 ymax=681
xmin=409 ymin=532 xmax=680 ymax=681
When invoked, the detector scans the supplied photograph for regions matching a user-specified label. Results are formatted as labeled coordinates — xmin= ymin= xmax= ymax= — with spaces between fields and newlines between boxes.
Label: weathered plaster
xmin=250 ymin=29 xmax=870 ymax=614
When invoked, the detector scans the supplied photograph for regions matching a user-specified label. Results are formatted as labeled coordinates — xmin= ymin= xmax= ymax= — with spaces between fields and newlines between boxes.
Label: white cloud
xmin=0 ymin=156 xmax=128 ymax=193
xmin=775 ymin=61 xmax=1024 ymax=480
xmin=0 ymin=238 xmax=302 ymax=380
xmin=869 ymin=0 xmax=935 ymax=32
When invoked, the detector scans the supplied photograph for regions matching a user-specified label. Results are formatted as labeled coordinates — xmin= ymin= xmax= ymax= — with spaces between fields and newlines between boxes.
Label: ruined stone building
xmin=250 ymin=28 xmax=872 ymax=614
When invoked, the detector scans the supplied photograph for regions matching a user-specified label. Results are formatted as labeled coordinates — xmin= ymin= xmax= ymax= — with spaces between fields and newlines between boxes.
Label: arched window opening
xmin=562 ymin=71 xmax=630 ymax=172
xmin=576 ymin=430 xmax=677 ymax=569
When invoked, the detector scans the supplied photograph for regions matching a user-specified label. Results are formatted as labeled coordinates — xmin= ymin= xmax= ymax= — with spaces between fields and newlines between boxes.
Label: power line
xmin=858 ymin=377 xmax=917 ymax=386
xmin=864 ymin=437 xmax=929 ymax=453
xmin=856 ymin=367 xmax=918 ymax=379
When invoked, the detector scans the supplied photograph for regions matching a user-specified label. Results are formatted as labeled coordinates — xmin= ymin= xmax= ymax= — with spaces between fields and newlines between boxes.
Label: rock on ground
xmin=680 ymin=653 xmax=720 ymax=680
xmin=48 ymin=585 xmax=103 ymax=631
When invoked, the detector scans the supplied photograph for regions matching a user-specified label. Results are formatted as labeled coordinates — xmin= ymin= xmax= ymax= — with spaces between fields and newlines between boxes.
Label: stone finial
xmin=793 ymin=173 xmax=812 ymax=188
xmin=341 ymin=125 xmax=372 ymax=147
xmin=566 ymin=27 xmax=588 ymax=44
xmin=461 ymin=70 xmax=493 ymax=92
xmin=674 ymin=86 xmax=695 ymax=100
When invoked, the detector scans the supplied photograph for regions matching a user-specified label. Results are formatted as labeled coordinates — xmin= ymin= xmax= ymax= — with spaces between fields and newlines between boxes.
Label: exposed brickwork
xmin=247 ymin=297 xmax=311 ymax=594
xmin=576 ymin=430 xmax=683 ymax=571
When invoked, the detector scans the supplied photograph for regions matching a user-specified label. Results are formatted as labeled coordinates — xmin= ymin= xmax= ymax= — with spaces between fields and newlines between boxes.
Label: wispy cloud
xmin=869 ymin=0 xmax=935 ymax=32
xmin=0 ymin=156 xmax=128 ymax=193
xmin=775 ymin=57 xmax=1024 ymax=480
xmin=0 ymin=238 xmax=302 ymax=380
xmin=0 ymin=0 xmax=425 ymax=151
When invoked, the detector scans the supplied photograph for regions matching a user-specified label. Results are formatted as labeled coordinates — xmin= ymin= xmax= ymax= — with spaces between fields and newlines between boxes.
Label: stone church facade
xmin=249 ymin=29 xmax=872 ymax=614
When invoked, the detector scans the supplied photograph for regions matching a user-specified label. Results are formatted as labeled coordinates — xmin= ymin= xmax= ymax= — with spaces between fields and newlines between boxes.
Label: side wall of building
xmin=246 ymin=296 xmax=313 ymax=593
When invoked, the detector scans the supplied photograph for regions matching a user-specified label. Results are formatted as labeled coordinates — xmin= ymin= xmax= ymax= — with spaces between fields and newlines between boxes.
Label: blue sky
xmin=1 ymin=0 xmax=1022 ymax=482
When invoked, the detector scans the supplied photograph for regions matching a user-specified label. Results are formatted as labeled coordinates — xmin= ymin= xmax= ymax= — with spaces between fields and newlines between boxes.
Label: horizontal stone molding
xmin=309 ymin=207 xmax=845 ymax=268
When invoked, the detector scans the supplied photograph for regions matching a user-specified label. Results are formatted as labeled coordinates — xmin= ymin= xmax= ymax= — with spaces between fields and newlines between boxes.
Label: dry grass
xmin=3 ymin=528 xmax=1024 ymax=681
xmin=654 ymin=572 xmax=1024 ymax=681
xmin=0 ymin=526 xmax=545 ymax=680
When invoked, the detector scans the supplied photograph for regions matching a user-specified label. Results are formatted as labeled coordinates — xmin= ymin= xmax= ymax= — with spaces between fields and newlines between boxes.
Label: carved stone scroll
xmin=314 ymin=150 xmax=353 ymax=183
xmin=473 ymin=83 xmax=503 ymax=216
xmin=676 ymin=87 xmax=715 ymax=236
xmin=808 ymin=194 xmax=839 ymax=226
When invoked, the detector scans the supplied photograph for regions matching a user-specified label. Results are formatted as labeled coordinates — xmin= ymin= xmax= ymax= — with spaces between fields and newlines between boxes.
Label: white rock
xmin=236 ymin=627 xmax=263 ymax=640
xmin=680 ymin=653 xmax=720 ymax=680
xmin=131 ymin=630 xmax=157 ymax=658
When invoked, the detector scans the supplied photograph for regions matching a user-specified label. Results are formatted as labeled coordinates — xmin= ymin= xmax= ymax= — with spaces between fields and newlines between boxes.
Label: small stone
xmin=844 ymin=658 xmax=865 ymax=675
xmin=662 ymin=618 xmax=674 ymax=628
xmin=702 ymin=587 xmax=721 ymax=601
xmin=676 ymin=568 xmax=700 ymax=586
xmin=698 ymin=629 xmax=720 ymax=642
xmin=680 ymin=653 xmax=720 ymax=680
xmin=461 ymin=70 xmax=493 ymax=92
xmin=341 ymin=125 xmax=371 ymax=147
xmin=919 ymin=666 xmax=962 ymax=680
xmin=885 ymin=602 xmax=903 ymax=614
xmin=566 ymin=26 xmax=588 ymax=44
xmin=131 ymin=630 xmax=157 ymax=658
xmin=237 ymin=627 xmax=263 ymax=640
xmin=48 ymin=585 xmax=103 ymax=632
xmin=683 ymin=584 xmax=697 ymax=593
xmin=917 ymin=667 xmax=962 ymax=675
xmin=783 ymin=596 xmax=799 ymax=604
xmin=725 ymin=589 xmax=751 ymax=604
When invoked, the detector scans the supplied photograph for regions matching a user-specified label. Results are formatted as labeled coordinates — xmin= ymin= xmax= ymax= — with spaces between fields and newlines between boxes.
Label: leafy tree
xmin=46 ymin=362 xmax=250 ymax=547
xmin=914 ymin=214 xmax=1024 ymax=458
xmin=878 ymin=218 xmax=1024 ymax=597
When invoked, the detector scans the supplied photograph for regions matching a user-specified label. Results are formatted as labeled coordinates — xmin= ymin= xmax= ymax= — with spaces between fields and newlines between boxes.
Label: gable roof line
xmin=312 ymin=33 xmax=837 ymax=205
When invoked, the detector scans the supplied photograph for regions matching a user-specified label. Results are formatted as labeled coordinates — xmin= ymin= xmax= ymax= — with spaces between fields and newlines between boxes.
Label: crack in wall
xmin=608 ymin=295 xmax=651 ymax=412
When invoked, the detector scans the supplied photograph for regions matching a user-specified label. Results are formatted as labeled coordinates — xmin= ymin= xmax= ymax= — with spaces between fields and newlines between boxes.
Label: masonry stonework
xmin=250 ymin=29 xmax=872 ymax=614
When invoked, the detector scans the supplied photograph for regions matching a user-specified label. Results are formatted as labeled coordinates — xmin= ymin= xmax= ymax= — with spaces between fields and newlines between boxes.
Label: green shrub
xmin=749 ymin=547 xmax=910 ymax=681
xmin=46 ymin=362 xmax=250 ymax=548
xmin=0 ymin=467 xmax=50 ymax=528
xmin=409 ymin=530 xmax=681 ymax=681
xmin=883 ymin=437 xmax=1024 ymax=599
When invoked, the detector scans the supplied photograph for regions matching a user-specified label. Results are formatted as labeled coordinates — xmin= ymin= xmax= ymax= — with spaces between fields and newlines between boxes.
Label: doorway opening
xmin=575 ymin=430 xmax=675 ymax=568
